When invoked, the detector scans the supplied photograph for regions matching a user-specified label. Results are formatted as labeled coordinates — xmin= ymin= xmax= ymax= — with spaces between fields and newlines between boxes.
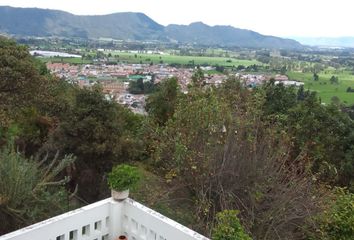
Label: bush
xmin=213 ymin=210 xmax=252 ymax=240
xmin=107 ymin=164 xmax=140 ymax=191
xmin=0 ymin=140 xmax=75 ymax=234
xmin=315 ymin=188 xmax=354 ymax=240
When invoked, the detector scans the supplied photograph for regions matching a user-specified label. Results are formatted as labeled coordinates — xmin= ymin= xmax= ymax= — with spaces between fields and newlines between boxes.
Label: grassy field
xmin=109 ymin=51 xmax=259 ymax=66
xmin=288 ymin=71 xmax=354 ymax=105
xmin=40 ymin=52 xmax=259 ymax=67
xmin=39 ymin=57 xmax=92 ymax=64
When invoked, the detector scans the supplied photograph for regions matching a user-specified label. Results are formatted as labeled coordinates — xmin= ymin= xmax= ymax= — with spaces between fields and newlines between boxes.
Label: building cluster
xmin=236 ymin=73 xmax=269 ymax=86
xmin=236 ymin=73 xmax=304 ymax=87
xmin=46 ymin=62 xmax=227 ymax=113
xmin=46 ymin=63 xmax=304 ymax=114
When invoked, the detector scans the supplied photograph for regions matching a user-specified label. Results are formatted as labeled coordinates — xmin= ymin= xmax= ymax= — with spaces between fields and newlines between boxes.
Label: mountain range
xmin=0 ymin=6 xmax=302 ymax=49
xmin=293 ymin=37 xmax=354 ymax=48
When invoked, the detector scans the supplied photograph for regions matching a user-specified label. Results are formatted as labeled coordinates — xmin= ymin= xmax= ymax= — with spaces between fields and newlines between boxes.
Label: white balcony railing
xmin=0 ymin=198 xmax=209 ymax=240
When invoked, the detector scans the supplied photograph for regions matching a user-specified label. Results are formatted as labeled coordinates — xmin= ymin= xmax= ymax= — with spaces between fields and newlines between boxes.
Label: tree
xmin=285 ymin=97 xmax=354 ymax=188
xmin=56 ymin=86 xmax=127 ymax=169
xmin=51 ymin=86 xmax=131 ymax=201
xmin=259 ymin=81 xmax=354 ymax=190
xmin=128 ymin=78 xmax=156 ymax=94
xmin=153 ymin=84 xmax=321 ymax=239
xmin=128 ymin=78 xmax=144 ymax=94
xmin=0 ymin=37 xmax=77 ymax=155
xmin=145 ymin=77 xmax=179 ymax=126
xmin=237 ymin=65 xmax=245 ymax=71
xmin=331 ymin=96 xmax=340 ymax=105
xmin=0 ymin=137 xmax=75 ymax=234
xmin=313 ymin=73 xmax=319 ymax=81
xmin=215 ymin=65 xmax=225 ymax=73
xmin=297 ymin=85 xmax=306 ymax=101
xmin=262 ymin=80 xmax=297 ymax=115
xmin=191 ymin=68 xmax=205 ymax=87
xmin=280 ymin=65 xmax=287 ymax=75
xmin=0 ymin=38 xmax=147 ymax=231
xmin=330 ymin=75 xmax=339 ymax=84
xmin=0 ymin=37 xmax=46 ymax=126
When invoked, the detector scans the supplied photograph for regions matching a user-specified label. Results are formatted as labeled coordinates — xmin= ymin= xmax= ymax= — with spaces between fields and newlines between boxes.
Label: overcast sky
xmin=0 ymin=0 xmax=353 ymax=37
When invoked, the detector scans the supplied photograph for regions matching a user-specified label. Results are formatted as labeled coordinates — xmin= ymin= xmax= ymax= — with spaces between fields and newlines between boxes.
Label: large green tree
xmin=0 ymin=37 xmax=77 ymax=155
xmin=51 ymin=86 xmax=142 ymax=201
xmin=0 ymin=37 xmax=45 ymax=126
xmin=145 ymin=77 xmax=179 ymax=126
xmin=53 ymin=86 xmax=125 ymax=169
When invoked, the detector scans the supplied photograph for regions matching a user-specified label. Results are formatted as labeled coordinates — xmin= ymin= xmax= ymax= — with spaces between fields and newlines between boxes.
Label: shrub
xmin=107 ymin=164 xmax=140 ymax=191
xmin=0 ymin=140 xmax=75 ymax=234
xmin=212 ymin=210 xmax=252 ymax=240
xmin=315 ymin=188 xmax=354 ymax=240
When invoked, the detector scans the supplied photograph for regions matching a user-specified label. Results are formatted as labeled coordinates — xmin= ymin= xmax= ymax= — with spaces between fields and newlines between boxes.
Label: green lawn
xmin=40 ymin=52 xmax=259 ymax=67
xmin=288 ymin=71 xmax=354 ymax=105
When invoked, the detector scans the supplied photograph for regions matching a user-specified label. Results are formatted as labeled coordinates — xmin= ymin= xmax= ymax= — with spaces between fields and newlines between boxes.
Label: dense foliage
xmin=0 ymin=37 xmax=46 ymax=126
xmin=313 ymin=188 xmax=354 ymax=240
xmin=128 ymin=78 xmax=155 ymax=94
xmin=145 ymin=77 xmax=179 ymax=125
xmin=0 ymin=135 xmax=75 ymax=234
xmin=151 ymin=82 xmax=325 ymax=239
xmin=1 ymin=38 xmax=354 ymax=240
xmin=0 ymin=38 xmax=144 ymax=231
xmin=262 ymin=82 xmax=354 ymax=189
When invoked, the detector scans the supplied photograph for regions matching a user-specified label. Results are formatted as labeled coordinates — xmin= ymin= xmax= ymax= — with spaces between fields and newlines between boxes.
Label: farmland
xmin=288 ymin=70 xmax=354 ymax=105
xmin=109 ymin=51 xmax=259 ymax=66
xmin=39 ymin=57 xmax=92 ymax=64
xmin=40 ymin=51 xmax=260 ymax=67
xmin=34 ymin=41 xmax=354 ymax=106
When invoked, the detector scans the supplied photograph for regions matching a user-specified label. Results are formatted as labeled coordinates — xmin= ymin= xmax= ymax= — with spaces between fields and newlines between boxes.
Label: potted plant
xmin=108 ymin=164 xmax=140 ymax=201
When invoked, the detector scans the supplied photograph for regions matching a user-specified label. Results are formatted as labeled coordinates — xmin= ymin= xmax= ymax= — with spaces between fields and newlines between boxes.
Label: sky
xmin=0 ymin=0 xmax=353 ymax=37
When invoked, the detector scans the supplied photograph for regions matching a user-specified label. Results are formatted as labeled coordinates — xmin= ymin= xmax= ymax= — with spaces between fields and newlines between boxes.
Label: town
xmin=46 ymin=59 xmax=299 ymax=114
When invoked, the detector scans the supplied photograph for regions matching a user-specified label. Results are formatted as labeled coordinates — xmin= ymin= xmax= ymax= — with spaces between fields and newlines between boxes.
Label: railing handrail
xmin=0 ymin=198 xmax=210 ymax=240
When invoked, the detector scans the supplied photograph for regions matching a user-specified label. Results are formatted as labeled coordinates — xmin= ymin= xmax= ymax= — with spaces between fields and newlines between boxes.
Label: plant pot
xmin=111 ymin=189 xmax=129 ymax=201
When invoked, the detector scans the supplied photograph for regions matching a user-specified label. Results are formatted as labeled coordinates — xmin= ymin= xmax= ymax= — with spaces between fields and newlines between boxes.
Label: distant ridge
xmin=165 ymin=22 xmax=301 ymax=49
xmin=0 ymin=6 xmax=302 ymax=49
xmin=293 ymin=36 xmax=354 ymax=48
